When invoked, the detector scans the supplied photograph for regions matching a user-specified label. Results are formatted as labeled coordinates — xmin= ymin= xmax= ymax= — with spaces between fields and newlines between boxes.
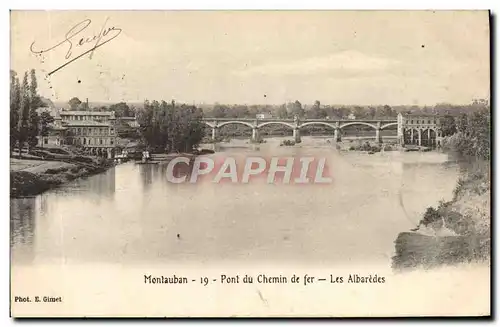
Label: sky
xmin=10 ymin=10 xmax=490 ymax=106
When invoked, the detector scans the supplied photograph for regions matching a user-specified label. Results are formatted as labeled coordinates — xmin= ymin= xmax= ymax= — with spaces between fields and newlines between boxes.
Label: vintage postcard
xmin=10 ymin=10 xmax=491 ymax=317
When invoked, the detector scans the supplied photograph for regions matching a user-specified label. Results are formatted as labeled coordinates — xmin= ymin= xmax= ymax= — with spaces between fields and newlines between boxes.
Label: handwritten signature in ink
xmin=30 ymin=17 xmax=122 ymax=76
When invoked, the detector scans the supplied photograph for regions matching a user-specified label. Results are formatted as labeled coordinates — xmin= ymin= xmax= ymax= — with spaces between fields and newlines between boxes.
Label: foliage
xmin=442 ymin=105 xmax=490 ymax=160
xmin=39 ymin=111 xmax=55 ymax=146
xmin=10 ymin=71 xmax=20 ymax=152
xmin=10 ymin=69 xmax=51 ymax=155
xmin=201 ymin=100 xmax=490 ymax=121
xmin=27 ymin=70 xmax=40 ymax=150
xmin=439 ymin=114 xmax=457 ymax=136
xmin=287 ymin=100 xmax=305 ymax=118
xmin=68 ymin=97 xmax=82 ymax=110
xmin=110 ymin=102 xmax=135 ymax=117
xmin=280 ymin=140 xmax=296 ymax=146
xmin=17 ymin=72 xmax=30 ymax=156
xmin=137 ymin=100 xmax=205 ymax=153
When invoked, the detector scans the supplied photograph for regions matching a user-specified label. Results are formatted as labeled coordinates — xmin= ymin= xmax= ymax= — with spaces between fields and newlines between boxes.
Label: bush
xmin=45 ymin=167 xmax=68 ymax=174
xmin=30 ymin=150 xmax=55 ymax=159
xmin=45 ymin=148 xmax=70 ymax=155
xmin=280 ymin=140 xmax=296 ymax=146
xmin=72 ymin=155 xmax=94 ymax=164
xmin=384 ymin=145 xmax=394 ymax=151
xmin=64 ymin=172 xmax=77 ymax=180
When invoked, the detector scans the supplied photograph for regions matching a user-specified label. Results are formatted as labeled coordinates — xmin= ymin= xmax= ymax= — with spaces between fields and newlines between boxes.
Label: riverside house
xmin=38 ymin=109 xmax=117 ymax=158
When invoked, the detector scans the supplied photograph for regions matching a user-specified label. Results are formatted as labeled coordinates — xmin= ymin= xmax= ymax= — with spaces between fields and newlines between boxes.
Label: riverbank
xmin=392 ymin=160 xmax=490 ymax=271
xmin=10 ymin=157 xmax=113 ymax=198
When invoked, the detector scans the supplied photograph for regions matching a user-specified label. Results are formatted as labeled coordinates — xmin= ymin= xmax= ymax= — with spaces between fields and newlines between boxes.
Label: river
xmin=12 ymin=137 xmax=491 ymax=317
xmin=11 ymin=136 xmax=460 ymax=266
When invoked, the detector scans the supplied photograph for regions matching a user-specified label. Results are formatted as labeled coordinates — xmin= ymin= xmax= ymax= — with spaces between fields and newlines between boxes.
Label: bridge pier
xmin=334 ymin=128 xmax=341 ymax=142
xmin=211 ymin=127 xmax=219 ymax=141
xmin=293 ymin=128 xmax=301 ymax=143
xmin=375 ymin=121 xmax=382 ymax=144
xmin=398 ymin=128 xmax=405 ymax=146
xmin=251 ymin=127 xmax=260 ymax=143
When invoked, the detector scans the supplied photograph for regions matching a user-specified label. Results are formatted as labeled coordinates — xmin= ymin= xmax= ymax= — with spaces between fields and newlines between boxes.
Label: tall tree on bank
xmin=27 ymin=69 xmax=40 ymax=151
xmin=39 ymin=112 xmax=55 ymax=148
xmin=17 ymin=72 xmax=30 ymax=157
xmin=10 ymin=71 xmax=21 ymax=155
xmin=68 ymin=97 xmax=82 ymax=110
xmin=137 ymin=99 xmax=205 ymax=153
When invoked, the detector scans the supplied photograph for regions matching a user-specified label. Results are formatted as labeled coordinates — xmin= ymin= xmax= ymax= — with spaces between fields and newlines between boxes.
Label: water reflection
xmin=10 ymin=137 xmax=460 ymax=266
xmin=10 ymin=197 xmax=37 ymax=263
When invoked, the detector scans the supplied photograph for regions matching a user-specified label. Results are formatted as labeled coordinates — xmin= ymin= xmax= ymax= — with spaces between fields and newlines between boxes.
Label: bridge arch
xmin=339 ymin=122 xmax=377 ymax=130
xmin=257 ymin=121 xmax=295 ymax=129
xmin=299 ymin=122 xmax=336 ymax=129
xmin=203 ymin=121 xmax=215 ymax=128
xmin=217 ymin=121 xmax=254 ymax=129
xmin=381 ymin=122 xmax=398 ymax=130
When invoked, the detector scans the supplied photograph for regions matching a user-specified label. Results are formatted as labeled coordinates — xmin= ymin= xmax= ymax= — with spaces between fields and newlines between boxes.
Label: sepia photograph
xmin=9 ymin=10 xmax=491 ymax=317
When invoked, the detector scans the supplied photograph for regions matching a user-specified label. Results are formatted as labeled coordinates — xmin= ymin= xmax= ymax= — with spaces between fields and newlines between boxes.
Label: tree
xmin=110 ymin=102 xmax=132 ymax=117
xmin=29 ymin=69 xmax=45 ymax=108
xmin=17 ymin=72 xmax=30 ymax=157
xmin=10 ymin=70 xmax=21 ymax=155
xmin=137 ymin=99 xmax=205 ymax=153
xmin=39 ymin=111 xmax=55 ymax=148
xmin=27 ymin=69 xmax=40 ymax=151
xmin=381 ymin=105 xmax=393 ymax=117
xmin=276 ymin=104 xmax=288 ymax=119
xmin=353 ymin=106 xmax=365 ymax=119
xmin=212 ymin=103 xmax=228 ymax=118
xmin=440 ymin=115 xmax=457 ymax=137
xmin=287 ymin=100 xmax=305 ymax=118
xmin=456 ymin=113 xmax=468 ymax=134
xmin=368 ymin=107 xmax=376 ymax=118
xmin=307 ymin=100 xmax=327 ymax=119
xmin=68 ymin=97 xmax=82 ymax=110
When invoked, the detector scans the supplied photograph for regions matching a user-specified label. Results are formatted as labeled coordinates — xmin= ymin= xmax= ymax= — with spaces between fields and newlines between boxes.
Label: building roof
xmin=403 ymin=113 xmax=440 ymax=117
xmin=62 ymin=120 xmax=112 ymax=127
xmin=60 ymin=110 xmax=115 ymax=116
xmin=49 ymin=125 xmax=68 ymax=131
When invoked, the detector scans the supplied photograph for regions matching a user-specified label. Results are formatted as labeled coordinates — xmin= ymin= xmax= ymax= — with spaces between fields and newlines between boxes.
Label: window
xmin=110 ymin=139 xmax=114 ymax=145
xmin=83 ymin=138 xmax=86 ymax=145
xmin=77 ymin=128 xmax=82 ymax=135
xmin=100 ymin=138 xmax=103 ymax=145
xmin=411 ymin=120 xmax=414 ymax=124
xmin=428 ymin=120 xmax=431 ymax=124
xmin=44 ymin=138 xmax=48 ymax=144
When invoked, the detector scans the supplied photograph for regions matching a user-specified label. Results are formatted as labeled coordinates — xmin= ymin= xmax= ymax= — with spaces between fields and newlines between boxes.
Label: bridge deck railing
xmin=202 ymin=118 xmax=397 ymax=122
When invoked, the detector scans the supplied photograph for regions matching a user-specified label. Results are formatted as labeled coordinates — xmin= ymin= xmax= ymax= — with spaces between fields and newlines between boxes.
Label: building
xmin=116 ymin=116 xmax=139 ymax=128
xmin=256 ymin=112 xmax=273 ymax=119
xmin=115 ymin=116 xmax=140 ymax=138
xmin=399 ymin=113 xmax=443 ymax=147
xmin=38 ymin=109 xmax=117 ymax=157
